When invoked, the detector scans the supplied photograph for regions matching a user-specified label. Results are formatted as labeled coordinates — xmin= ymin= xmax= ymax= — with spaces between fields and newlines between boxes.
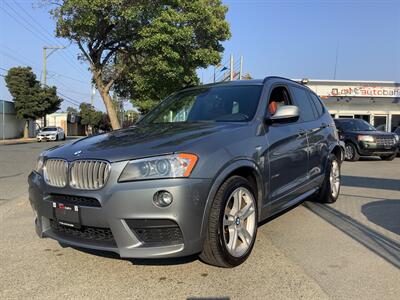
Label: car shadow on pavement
xmin=304 ymin=202 xmax=400 ymax=269
xmin=361 ymin=200 xmax=400 ymax=235
xmin=341 ymin=175 xmax=400 ymax=191
xmin=61 ymin=244 xmax=199 ymax=266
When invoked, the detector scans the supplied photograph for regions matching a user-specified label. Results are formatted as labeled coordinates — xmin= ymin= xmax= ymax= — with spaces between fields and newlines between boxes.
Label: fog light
xmin=153 ymin=191 xmax=173 ymax=207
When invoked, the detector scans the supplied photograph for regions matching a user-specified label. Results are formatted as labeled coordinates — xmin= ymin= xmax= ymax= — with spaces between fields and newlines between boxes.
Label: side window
xmin=309 ymin=93 xmax=324 ymax=117
xmin=291 ymin=86 xmax=316 ymax=122
xmin=267 ymin=86 xmax=292 ymax=116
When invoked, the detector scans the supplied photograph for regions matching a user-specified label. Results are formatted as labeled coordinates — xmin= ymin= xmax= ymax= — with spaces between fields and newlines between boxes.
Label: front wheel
xmin=200 ymin=176 xmax=258 ymax=268
xmin=314 ymin=153 xmax=341 ymax=203
xmin=380 ymin=153 xmax=396 ymax=161
xmin=345 ymin=143 xmax=359 ymax=161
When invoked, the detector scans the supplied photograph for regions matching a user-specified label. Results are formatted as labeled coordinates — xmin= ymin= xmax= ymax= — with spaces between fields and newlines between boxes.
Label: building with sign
xmin=302 ymin=79 xmax=400 ymax=132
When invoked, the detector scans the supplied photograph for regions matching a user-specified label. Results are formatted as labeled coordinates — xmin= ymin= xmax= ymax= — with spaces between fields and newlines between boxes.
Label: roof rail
xmin=262 ymin=76 xmax=300 ymax=85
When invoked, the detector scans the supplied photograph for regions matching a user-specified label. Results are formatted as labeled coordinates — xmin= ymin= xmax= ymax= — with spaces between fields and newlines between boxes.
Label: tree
xmin=5 ymin=67 xmax=61 ymax=138
xmin=51 ymin=0 xmax=230 ymax=125
xmin=66 ymin=106 xmax=78 ymax=114
xmin=79 ymin=102 xmax=104 ymax=134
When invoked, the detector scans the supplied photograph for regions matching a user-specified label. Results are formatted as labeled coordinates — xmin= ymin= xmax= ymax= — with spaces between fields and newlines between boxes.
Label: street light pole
xmin=42 ymin=46 xmax=65 ymax=127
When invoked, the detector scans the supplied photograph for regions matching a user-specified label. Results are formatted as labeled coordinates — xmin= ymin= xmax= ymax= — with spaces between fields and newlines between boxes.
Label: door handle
xmin=298 ymin=129 xmax=306 ymax=137
xmin=320 ymin=123 xmax=329 ymax=129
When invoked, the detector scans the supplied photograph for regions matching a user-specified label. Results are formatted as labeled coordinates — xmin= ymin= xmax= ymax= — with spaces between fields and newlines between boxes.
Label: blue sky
xmin=1 ymin=0 xmax=399 ymax=111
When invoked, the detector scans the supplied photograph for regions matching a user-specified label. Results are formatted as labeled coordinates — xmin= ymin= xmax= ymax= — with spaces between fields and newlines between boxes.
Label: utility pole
xmin=42 ymin=45 xmax=65 ymax=127
xmin=230 ymin=54 xmax=234 ymax=81
xmin=213 ymin=66 xmax=216 ymax=83
xmin=90 ymin=84 xmax=96 ymax=106
xmin=239 ymin=56 xmax=243 ymax=80
xmin=2 ymin=100 xmax=5 ymax=142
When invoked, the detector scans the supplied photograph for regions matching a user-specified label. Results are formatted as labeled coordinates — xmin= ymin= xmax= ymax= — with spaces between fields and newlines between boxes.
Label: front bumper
xmin=357 ymin=141 xmax=398 ymax=156
xmin=28 ymin=171 xmax=212 ymax=258
xmin=37 ymin=135 xmax=57 ymax=141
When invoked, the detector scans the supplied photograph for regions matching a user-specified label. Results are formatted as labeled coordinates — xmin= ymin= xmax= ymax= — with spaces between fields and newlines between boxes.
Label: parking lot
xmin=0 ymin=141 xmax=399 ymax=299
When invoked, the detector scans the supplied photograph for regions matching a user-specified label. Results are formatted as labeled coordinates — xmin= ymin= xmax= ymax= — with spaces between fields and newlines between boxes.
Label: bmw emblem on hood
xmin=73 ymin=150 xmax=83 ymax=157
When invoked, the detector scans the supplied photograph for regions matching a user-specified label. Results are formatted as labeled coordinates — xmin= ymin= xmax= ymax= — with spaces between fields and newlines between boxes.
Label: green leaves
xmin=51 ymin=0 xmax=230 ymax=118
xmin=5 ymin=67 xmax=62 ymax=120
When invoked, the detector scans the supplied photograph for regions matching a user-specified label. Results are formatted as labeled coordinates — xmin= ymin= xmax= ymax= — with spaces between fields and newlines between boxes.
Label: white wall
xmin=0 ymin=113 xmax=25 ymax=139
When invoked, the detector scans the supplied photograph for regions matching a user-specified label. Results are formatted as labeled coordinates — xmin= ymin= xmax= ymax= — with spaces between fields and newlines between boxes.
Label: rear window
xmin=291 ymin=86 xmax=316 ymax=122
xmin=309 ymin=93 xmax=324 ymax=117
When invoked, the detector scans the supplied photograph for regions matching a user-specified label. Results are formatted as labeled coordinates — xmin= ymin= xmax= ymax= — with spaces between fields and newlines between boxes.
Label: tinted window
xmin=334 ymin=119 xmax=376 ymax=131
xmin=309 ymin=93 xmax=324 ymax=117
xmin=41 ymin=127 xmax=57 ymax=132
xmin=291 ymin=86 xmax=316 ymax=122
xmin=141 ymin=85 xmax=263 ymax=124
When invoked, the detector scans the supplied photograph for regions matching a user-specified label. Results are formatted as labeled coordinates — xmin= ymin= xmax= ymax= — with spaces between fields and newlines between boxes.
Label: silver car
xmin=28 ymin=77 xmax=342 ymax=267
xmin=37 ymin=127 xmax=66 ymax=142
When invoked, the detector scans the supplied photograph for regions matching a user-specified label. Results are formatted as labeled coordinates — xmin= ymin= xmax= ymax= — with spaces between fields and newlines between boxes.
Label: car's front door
xmin=265 ymin=84 xmax=309 ymax=210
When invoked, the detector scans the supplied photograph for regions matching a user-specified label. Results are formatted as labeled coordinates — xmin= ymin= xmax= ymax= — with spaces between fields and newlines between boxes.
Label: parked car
xmin=334 ymin=118 xmax=399 ymax=161
xmin=37 ymin=127 xmax=66 ymax=142
xmin=28 ymin=77 xmax=343 ymax=267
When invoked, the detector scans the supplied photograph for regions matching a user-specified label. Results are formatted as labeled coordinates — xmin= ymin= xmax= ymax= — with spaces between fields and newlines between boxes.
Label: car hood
xmin=45 ymin=122 xmax=244 ymax=162
xmin=346 ymin=130 xmax=396 ymax=137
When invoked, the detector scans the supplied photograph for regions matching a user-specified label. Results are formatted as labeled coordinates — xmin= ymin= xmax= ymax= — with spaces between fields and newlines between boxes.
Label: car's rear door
xmin=290 ymin=85 xmax=327 ymax=189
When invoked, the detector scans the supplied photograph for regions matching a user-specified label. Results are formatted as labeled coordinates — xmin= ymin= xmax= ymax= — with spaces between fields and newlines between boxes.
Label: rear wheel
xmin=314 ymin=153 xmax=341 ymax=203
xmin=200 ymin=176 xmax=258 ymax=268
xmin=380 ymin=153 xmax=396 ymax=161
xmin=345 ymin=142 xmax=359 ymax=161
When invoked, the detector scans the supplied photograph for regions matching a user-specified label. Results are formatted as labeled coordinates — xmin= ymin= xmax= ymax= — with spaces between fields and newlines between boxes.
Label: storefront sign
xmin=311 ymin=85 xmax=400 ymax=98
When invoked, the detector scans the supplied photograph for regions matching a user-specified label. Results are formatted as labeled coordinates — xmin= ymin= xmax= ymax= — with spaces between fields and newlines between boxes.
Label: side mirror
xmin=267 ymin=105 xmax=300 ymax=123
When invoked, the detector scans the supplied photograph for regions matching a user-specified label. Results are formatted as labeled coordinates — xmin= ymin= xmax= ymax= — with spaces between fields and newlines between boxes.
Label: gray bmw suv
xmin=28 ymin=77 xmax=342 ymax=267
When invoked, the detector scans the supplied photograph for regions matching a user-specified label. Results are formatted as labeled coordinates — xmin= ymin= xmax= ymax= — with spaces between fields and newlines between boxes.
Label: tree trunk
xmin=24 ymin=119 xmax=29 ymax=139
xmin=92 ymin=71 xmax=121 ymax=130
xmin=100 ymin=90 xmax=121 ymax=130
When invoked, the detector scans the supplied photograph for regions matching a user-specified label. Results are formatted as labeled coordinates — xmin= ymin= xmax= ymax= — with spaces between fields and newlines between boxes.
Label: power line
xmin=4 ymin=2 xmax=88 ymax=75
xmin=0 ymin=49 xmax=90 ymax=86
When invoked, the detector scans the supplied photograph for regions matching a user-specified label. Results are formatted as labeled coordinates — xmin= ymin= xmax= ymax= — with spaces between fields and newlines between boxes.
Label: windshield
xmin=140 ymin=85 xmax=263 ymax=124
xmin=335 ymin=119 xmax=376 ymax=131
xmin=41 ymin=127 xmax=57 ymax=132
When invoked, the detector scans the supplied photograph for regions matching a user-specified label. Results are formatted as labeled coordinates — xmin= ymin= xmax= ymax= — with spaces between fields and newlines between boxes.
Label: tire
xmin=345 ymin=142 xmax=360 ymax=161
xmin=380 ymin=153 xmax=396 ymax=161
xmin=62 ymin=134 xmax=66 ymax=141
xmin=314 ymin=153 xmax=341 ymax=203
xmin=200 ymin=176 xmax=258 ymax=268
xmin=55 ymin=134 xmax=59 ymax=141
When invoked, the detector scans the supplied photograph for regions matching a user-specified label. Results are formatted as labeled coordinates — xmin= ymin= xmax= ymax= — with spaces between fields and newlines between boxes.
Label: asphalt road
xmin=1 ymin=141 xmax=399 ymax=299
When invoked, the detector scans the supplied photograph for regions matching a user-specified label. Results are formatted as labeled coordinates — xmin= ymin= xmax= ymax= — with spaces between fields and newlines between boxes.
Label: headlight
xmin=357 ymin=135 xmax=375 ymax=142
xmin=395 ymin=135 xmax=399 ymax=143
xmin=34 ymin=156 xmax=45 ymax=173
xmin=118 ymin=153 xmax=198 ymax=182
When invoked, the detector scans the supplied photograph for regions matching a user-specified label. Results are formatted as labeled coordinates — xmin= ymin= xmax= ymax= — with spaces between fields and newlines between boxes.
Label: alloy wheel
xmin=345 ymin=144 xmax=354 ymax=160
xmin=330 ymin=160 xmax=340 ymax=198
xmin=222 ymin=187 xmax=256 ymax=257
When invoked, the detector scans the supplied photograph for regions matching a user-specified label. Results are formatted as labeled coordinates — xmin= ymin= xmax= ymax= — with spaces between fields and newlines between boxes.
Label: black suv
xmin=335 ymin=118 xmax=399 ymax=161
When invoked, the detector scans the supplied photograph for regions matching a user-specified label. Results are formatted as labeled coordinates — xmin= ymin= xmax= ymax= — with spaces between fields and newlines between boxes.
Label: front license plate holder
xmin=53 ymin=202 xmax=81 ymax=228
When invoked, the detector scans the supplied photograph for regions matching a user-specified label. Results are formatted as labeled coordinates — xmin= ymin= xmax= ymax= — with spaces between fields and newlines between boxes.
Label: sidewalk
xmin=0 ymin=136 xmax=80 ymax=145
xmin=0 ymin=138 xmax=37 ymax=145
